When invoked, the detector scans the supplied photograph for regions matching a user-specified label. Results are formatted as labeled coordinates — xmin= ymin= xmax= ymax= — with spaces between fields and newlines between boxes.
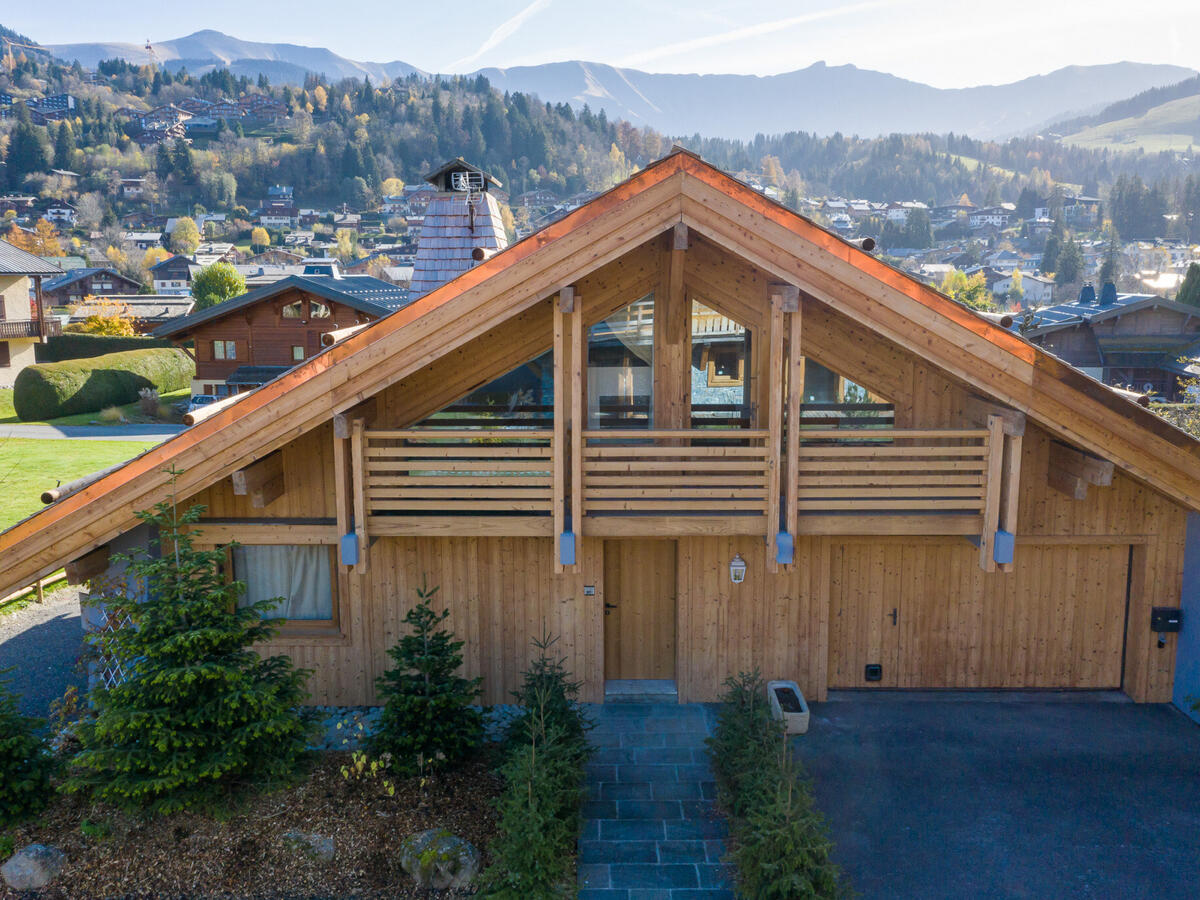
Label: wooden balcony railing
xmin=363 ymin=429 xmax=554 ymax=522
xmin=0 ymin=318 xmax=60 ymax=340
xmin=582 ymin=429 xmax=770 ymax=519
xmin=796 ymin=428 xmax=990 ymax=515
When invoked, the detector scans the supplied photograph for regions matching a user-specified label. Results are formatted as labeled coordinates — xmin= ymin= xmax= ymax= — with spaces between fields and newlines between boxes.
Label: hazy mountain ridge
xmin=39 ymin=29 xmax=1197 ymax=141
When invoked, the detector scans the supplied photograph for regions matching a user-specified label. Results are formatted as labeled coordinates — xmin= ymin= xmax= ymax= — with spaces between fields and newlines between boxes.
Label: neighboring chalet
xmin=0 ymin=240 xmax=62 ymax=387
xmin=150 ymin=255 xmax=195 ymax=295
xmin=70 ymin=294 xmax=194 ymax=333
xmin=41 ymin=267 xmax=143 ymax=308
xmin=409 ymin=158 xmax=508 ymax=301
xmin=153 ymin=259 xmax=408 ymax=396
xmin=4 ymin=152 xmax=1200 ymax=721
xmin=1013 ymin=282 xmax=1200 ymax=399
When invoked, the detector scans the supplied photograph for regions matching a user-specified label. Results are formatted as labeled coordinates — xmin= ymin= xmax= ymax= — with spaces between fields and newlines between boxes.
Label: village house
xmin=3 ymin=152 xmax=1199 ymax=719
xmin=152 ymin=259 xmax=408 ymax=396
xmin=41 ymin=267 xmax=143 ymax=307
xmin=1012 ymin=281 xmax=1200 ymax=399
xmin=0 ymin=240 xmax=62 ymax=387
xmin=149 ymin=254 xmax=194 ymax=295
xmin=69 ymin=294 xmax=194 ymax=333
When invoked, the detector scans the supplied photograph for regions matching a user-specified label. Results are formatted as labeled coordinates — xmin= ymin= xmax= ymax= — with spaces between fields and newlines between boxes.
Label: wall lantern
xmin=730 ymin=553 xmax=747 ymax=584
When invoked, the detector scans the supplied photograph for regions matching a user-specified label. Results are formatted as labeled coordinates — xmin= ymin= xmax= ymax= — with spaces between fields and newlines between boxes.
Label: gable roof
xmin=42 ymin=267 xmax=138 ymax=292
xmin=0 ymin=239 xmax=63 ymax=276
xmin=3 ymin=149 xmax=1200 ymax=597
xmin=1014 ymin=292 xmax=1195 ymax=338
xmin=151 ymin=274 xmax=412 ymax=338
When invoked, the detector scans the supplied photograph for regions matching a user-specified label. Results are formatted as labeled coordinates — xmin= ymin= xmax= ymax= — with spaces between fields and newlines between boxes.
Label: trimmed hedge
xmin=35 ymin=334 xmax=172 ymax=363
xmin=14 ymin=348 xmax=194 ymax=421
xmin=708 ymin=671 xmax=844 ymax=899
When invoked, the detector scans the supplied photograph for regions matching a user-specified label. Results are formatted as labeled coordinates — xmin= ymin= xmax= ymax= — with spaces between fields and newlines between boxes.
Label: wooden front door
xmin=829 ymin=541 xmax=1131 ymax=689
xmin=604 ymin=540 xmax=677 ymax=679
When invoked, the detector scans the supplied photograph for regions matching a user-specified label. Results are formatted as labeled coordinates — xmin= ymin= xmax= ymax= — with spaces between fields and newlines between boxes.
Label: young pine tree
xmin=67 ymin=494 xmax=312 ymax=815
xmin=0 ymin=669 xmax=53 ymax=824
xmin=370 ymin=580 xmax=482 ymax=776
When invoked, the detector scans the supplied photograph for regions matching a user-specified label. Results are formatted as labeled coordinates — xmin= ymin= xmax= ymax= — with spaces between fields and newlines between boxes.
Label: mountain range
xmin=41 ymin=29 xmax=1198 ymax=142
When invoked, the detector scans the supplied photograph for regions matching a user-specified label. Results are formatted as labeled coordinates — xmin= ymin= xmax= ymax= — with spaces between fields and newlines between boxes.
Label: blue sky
xmin=6 ymin=0 xmax=1199 ymax=87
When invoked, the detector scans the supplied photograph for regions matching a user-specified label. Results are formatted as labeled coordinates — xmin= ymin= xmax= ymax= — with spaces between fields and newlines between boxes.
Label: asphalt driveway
xmin=793 ymin=692 xmax=1200 ymax=900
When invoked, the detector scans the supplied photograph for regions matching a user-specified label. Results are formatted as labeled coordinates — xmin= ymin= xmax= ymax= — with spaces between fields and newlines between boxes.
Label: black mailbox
xmin=1151 ymin=607 xmax=1182 ymax=632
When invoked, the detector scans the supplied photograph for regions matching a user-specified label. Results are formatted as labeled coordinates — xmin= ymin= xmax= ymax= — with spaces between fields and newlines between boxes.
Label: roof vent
xmin=1078 ymin=282 xmax=1096 ymax=305
xmin=302 ymin=258 xmax=341 ymax=278
xmin=1098 ymin=281 xmax=1117 ymax=307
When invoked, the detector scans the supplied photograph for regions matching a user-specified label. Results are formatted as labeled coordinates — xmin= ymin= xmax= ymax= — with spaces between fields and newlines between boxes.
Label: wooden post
xmin=553 ymin=298 xmax=567 ymax=571
xmin=350 ymin=418 xmax=369 ymax=574
xmin=998 ymin=432 xmax=1023 ymax=572
xmin=332 ymin=414 xmax=353 ymax=566
xmin=766 ymin=294 xmax=785 ymax=572
xmin=571 ymin=300 xmax=584 ymax=545
xmin=655 ymin=229 xmax=690 ymax=431
xmin=785 ymin=297 xmax=804 ymax=544
xmin=979 ymin=414 xmax=1006 ymax=572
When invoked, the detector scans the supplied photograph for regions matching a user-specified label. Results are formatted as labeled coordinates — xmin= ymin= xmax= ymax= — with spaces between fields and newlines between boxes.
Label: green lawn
xmin=0 ymin=438 xmax=159 ymax=529
xmin=0 ymin=388 xmax=191 ymax=427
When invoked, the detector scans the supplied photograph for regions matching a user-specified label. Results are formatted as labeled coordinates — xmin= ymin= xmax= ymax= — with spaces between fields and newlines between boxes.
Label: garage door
xmin=828 ymin=540 xmax=1130 ymax=689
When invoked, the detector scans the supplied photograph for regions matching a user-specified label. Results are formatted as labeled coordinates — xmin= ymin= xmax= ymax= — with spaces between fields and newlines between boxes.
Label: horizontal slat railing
xmin=364 ymin=429 xmax=554 ymax=516
xmin=582 ymin=429 xmax=770 ymax=517
xmin=796 ymin=428 xmax=991 ymax=514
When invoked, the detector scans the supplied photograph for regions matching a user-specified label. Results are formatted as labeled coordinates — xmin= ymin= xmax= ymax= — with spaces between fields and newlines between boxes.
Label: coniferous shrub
xmin=0 ymin=669 xmax=53 ymax=824
xmin=708 ymin=670 xmax=845 ymax=899
xmin=66 ymin=495 xmax=312 ymax=815
xmin=483 ymin=635 xmax=590 ymax=898
xmin=369 ymin=579 xmax=483 ymax=776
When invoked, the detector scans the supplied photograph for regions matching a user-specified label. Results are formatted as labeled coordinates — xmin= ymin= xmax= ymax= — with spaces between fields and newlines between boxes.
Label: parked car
xmin=186 ymin=395 xmax=218 ymax=414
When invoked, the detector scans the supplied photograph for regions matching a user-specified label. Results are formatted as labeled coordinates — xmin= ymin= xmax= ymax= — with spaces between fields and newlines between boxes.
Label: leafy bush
xmin=35 ymin=333 xmax=171 ymax=363
xmin=708 ymin=670 xmax=844 ymax=900
xmin=66 ymin=498 xmax=312 ymax=815
xmin=0 ymin=669 xmax=53 ymax=825
xmin=369 ymin=579 xmax=483 ymax=777
xmin=483 ymin=635 xmax=589 ymax=899
xmin=13 ymin=347 xmax=193 ymax=420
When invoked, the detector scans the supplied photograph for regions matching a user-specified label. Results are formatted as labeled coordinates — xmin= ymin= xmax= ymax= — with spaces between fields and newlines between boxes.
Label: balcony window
xmin=588 ymin=295 xmax=654 ymax=429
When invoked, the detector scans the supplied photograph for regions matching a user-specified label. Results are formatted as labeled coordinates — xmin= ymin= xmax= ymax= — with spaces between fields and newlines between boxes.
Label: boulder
xmin=1 ymin=844 xmax=66 ymax=890
xmin=282 ymin=831 xmax=335 ymax=864
xmin=399 ymin=828 xmax=480 ymax=890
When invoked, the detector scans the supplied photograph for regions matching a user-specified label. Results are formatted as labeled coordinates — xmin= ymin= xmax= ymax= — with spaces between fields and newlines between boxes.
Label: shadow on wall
xmin=1174 ymin=512 xmax=1200 ymax=725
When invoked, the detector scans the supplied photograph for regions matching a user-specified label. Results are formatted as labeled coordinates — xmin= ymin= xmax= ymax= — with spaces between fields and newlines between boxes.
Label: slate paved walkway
xmin=579 ymin=702 xmax=735 ymax=899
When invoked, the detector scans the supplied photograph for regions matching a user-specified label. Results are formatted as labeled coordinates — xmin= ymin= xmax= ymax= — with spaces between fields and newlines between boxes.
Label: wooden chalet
xmin=3 ymin=150 xmax=1199 ymax=709
xmin=153 ymin=260 xmax=409 ymax=396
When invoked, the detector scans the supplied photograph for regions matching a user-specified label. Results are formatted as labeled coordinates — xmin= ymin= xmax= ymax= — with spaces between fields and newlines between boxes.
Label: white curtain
xmin=233 ymin=545 xmax=332 ymax=620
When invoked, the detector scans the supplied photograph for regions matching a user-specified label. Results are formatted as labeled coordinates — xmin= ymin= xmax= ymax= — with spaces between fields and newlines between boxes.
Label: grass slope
xmin=0 ymin=438 xmax=157 ymax=529
xmin=1063 ymin=94 xmax=1200 ymax=154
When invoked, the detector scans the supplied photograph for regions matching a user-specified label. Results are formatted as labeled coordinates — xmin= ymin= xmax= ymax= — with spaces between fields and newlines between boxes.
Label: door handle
xmin=889 ymin=608 xmax=898 ymax=626
xmin=604 ymin=602 xmax=618 ymax=616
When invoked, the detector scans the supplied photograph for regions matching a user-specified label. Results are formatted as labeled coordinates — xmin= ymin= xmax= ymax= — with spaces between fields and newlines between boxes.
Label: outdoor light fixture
xmin=730 ymin=553 xmax=747 ymax=584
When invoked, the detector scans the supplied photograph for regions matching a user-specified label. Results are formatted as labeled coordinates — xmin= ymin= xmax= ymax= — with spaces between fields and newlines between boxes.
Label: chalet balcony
xmin=0 ymin=318 xmax=61 ymax=340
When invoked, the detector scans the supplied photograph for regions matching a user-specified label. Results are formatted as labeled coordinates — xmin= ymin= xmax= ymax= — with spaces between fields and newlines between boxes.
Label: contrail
xmin=447 ymin=0 xmax=553 ymax=71
xmin=616 ymin=1 xmax=893 ymax=69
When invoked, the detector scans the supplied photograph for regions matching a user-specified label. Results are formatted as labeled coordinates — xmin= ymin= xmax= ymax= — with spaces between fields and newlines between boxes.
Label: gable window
xmin=231 ymin=545 xmax=336 ymax=623
xmin=281 ymin=301 xmax=304 ymax=319
xmin=213 ymin=340 xmax=236 ymax=360
xmin=292 ymin=345 xmax=305 ymax=362
xmin=588 ymin=295 xmax=655 ymax=428
xmin=309 ymin=301 xmax=331 ymax=319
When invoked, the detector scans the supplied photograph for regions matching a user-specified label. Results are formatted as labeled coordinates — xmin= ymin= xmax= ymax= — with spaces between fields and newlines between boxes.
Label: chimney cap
xmin=1098 ymin=281 xmax=1118 ymax=307
xmin=1078 ymin=282 xmax=1096 ymax=305
xmin=424 ymin=157 xmax=502 ymax=192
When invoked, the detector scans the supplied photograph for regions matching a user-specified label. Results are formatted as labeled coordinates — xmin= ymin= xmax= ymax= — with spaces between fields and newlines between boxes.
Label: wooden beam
xmin=558 ymin=285 xmax=576 ymax=314
xmin=770 ymin=282 xmax=800 ymax=313
xmin=571 ymin=301 xmax=584 ymax=544
xmin=964 ymin=395 xmax=1025 ymax=436
xmin=66 ymin=546 xmax=109 ymax=585
xmin=673 ymin=221 xmax=689 ymax=251
xmin=350 ymin=418 xmax=369 ymax=574
xmin=979 ymin=414 xmax=1005 ymax=572
xmin=1048 ymin=466 xmax=1089 ymax=500
xmin=230 ymin=452 xmax=285 ymax=509
xmin=766 ymin=293 xmax=785 ymax=571
xmin=553 ymin=300 xmax=566 ymax=571
xmin=332 ymin=413 xmax=350 ymax=440
xmin=1049 ymin=441 xmax=1114 ymax=487
xmin=784 ymin=300 xmax=803 ymax=542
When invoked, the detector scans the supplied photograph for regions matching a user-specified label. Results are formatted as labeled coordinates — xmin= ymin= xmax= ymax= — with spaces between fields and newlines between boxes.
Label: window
xmin=0 ymin=297 xmax=6 ymax=320
xmin=281 ymin=301 xmax=304 ymax=319
xmin=212 ymin=340 xmax=236 ymax=360
xmin=0 ymin=342 xmax=9 ymax=368
xmin=292 ymin=345 xmax=305 ymax=361
xmin=231 ymin=545 xmax=335 ymax=622
xmin=588 ymin=295 xmax=654 ymax=428
xmin=691 ymin=300 xmax=750 ymax=426
xmin=214 ymin=383 xmax=232 ymax=397
xmin=706 ymin=349 xmax=744 ymax=387
xmin=309 ymin=300 xmax=331 ymax=319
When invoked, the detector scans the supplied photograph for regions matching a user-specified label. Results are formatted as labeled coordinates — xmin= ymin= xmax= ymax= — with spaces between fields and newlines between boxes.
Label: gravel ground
xmin=0 ymin=585 xmax=85 ymax=719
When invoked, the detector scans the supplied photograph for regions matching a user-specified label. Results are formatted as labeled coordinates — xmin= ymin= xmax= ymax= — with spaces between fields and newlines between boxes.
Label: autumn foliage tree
xmin=4 ymin=219 xmax=64 ymax=256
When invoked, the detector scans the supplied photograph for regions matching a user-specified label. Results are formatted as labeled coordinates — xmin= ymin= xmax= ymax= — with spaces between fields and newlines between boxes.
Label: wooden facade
xmin=3 ymin=151 xmax=1199 ymax=710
